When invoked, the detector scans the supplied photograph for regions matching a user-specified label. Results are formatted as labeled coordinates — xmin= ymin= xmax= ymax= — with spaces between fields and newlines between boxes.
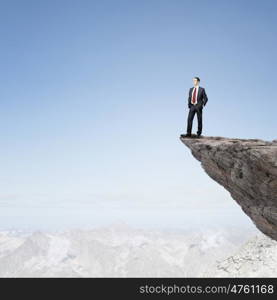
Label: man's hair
xmin=194 ymin=77 xmax=200 ymax=82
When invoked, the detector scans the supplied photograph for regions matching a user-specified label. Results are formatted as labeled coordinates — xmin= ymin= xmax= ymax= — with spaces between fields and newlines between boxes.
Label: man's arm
xmin=187 ymin=88 xmax=192 ymax=108
xmin=203 ymin=88 xmax=208 ymax=106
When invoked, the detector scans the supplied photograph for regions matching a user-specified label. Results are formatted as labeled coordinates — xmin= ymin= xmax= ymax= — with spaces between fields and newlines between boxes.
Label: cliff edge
xmin=180 ymin=135 xmax=277 ymax=241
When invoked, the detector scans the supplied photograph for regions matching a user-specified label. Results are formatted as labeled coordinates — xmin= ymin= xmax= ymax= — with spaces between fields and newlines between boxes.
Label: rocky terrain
xmin=204 ymin=232 xmax=277 ymax=277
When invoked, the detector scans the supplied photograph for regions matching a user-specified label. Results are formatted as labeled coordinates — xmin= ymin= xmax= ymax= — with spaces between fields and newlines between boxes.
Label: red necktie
xmin=192 ymin=88 xmax=197 ymax=104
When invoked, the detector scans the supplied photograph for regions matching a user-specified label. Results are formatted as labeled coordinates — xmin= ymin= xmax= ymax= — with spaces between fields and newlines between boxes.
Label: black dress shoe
xmin=196 ymin=133 xmax=202 ymax=138
xmin=181 ymin=133 xmax=192 ymax=138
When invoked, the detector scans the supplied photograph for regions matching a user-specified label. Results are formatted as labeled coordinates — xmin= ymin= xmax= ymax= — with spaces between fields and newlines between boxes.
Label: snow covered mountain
xmin=0 ymin=224 xmax=273 ymax=277
xmin=204 ymin=232 xmax=277 ymax=277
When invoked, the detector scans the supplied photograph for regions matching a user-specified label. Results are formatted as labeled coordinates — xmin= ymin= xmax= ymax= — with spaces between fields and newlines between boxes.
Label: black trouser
xmin=186 ymin=104 xmax=203 ymax=135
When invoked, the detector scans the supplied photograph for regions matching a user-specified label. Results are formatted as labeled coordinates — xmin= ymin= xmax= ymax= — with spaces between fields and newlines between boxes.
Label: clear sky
xmin=0 ymin=0 xmax=276 ymax=231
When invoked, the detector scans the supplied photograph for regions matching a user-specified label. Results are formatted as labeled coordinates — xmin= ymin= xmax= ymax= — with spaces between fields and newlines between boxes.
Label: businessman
xmin=182 ymin=77 xmax=208 ymax=138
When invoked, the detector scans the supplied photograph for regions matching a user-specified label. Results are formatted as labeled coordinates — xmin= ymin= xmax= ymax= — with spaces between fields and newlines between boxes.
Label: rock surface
xmin=180 ymin=135 xmax=277 ymax=241
xmin=203 ymin=232 xmax=277 ymax=277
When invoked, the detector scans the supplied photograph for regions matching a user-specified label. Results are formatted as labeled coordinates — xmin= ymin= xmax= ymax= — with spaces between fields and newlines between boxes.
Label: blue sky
xmin=0 ymin=0 xmax=276 ymax=230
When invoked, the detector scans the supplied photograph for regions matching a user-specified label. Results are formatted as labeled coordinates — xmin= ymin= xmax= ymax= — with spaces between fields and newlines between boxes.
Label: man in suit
xmin=182 ymin=77 xmax=208 ymax=138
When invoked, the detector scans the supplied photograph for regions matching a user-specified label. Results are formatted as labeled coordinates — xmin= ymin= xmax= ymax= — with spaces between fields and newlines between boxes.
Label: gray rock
xmin=180 ymin=135 xmax=277 ymax=241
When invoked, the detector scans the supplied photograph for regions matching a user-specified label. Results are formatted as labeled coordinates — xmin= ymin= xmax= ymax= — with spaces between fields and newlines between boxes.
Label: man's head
xmin=193 ymin=77 xmax=200 ymax=87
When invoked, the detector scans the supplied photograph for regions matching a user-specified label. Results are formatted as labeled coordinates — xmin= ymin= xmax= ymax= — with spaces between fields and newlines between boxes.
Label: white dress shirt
xmin=191 ymin=86 xmax=199 ymax=104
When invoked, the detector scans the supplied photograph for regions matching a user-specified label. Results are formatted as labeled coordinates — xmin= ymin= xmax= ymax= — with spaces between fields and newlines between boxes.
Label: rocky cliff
xmin=180 ymin=135 xmax=277 ymax=241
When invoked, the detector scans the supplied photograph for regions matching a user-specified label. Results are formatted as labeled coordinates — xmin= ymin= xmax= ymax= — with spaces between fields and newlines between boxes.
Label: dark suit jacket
xmin=188 ymin=86 xmax=208 ymax=109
